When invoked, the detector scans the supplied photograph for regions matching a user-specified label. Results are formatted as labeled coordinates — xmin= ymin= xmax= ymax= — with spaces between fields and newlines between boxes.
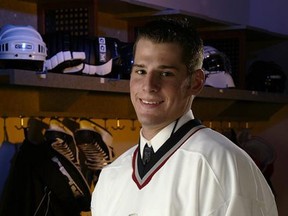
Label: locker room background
xmin=1 ymin=0 xmax=288 ymax=215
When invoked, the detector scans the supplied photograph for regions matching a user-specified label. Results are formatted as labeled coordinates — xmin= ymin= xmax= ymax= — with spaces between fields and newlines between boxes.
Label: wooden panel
xmin=0 ymin=86 xmax=40 ymax=117
xmin=1 ymin=70 xmax=287 ymax=120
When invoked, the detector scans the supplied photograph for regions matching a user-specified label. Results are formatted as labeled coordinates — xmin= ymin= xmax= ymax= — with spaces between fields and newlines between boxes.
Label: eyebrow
xmin=132 ymin=63 xmax=145 ymax=68
xmin=132 ymin=63 xmax=178 ymax=70
xmin=159 ymin=65 xmax=178 ymax=70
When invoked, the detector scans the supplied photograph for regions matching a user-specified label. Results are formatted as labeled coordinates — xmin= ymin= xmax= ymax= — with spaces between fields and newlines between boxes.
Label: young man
xmin=91 ymin=18 xmax=278 ymax=216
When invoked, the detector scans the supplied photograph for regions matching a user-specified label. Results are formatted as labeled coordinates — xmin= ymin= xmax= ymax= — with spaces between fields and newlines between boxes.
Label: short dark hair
xmin=134 ymin=17 xmax=204 ymax=74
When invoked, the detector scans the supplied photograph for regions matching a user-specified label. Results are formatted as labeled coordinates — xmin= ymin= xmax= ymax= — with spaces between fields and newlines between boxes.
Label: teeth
xmin=142 ymin=99 xmax=160 ymax=105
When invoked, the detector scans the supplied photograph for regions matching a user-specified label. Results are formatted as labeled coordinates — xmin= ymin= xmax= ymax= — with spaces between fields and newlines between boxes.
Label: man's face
xmin=130 ymin=38 xmax=196 ymax=138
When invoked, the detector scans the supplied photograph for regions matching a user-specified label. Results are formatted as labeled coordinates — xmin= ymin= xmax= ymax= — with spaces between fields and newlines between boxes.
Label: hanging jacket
xmin=0 ymin=138 xmax=91 ymax=216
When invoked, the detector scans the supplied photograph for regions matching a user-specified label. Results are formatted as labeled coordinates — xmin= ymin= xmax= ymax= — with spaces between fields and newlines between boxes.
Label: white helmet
xmin=0 ymin=24 xmax=47 ymax=70
xmin=203 ymin=46 xmax=235 ymax=88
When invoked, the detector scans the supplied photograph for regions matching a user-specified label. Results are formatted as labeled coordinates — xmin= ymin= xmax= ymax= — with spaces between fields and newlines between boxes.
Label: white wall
xmin=127 ymin=0 xmax=249 ymax=24
xmin=0 ymin=1 xmax=37 ymax=28
xmin=127 ymin=0 xmax=288 ymax=35
xmin=249 ymin=0 xmax=288 ymax=36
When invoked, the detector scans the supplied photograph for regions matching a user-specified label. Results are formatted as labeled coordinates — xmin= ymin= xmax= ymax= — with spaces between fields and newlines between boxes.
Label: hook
xmin=112 ymin=119 xmax=125 ymax=130
xmin=245 ymin=122 xmax=249 ymax=129
xmin=209 ymin=121 xmax=213 ymax=129
xmin=130 ymin=119 xmax=137 ymax=131
xmin=15 ymin=116 xmax=26 ymax=130
xmin=15 ymin=116 xmax=28 ymax=138
xmin=102 ymin=118 xmax=108 ymax=130
xmin=228 ymin=121 xmax=231 ymax=128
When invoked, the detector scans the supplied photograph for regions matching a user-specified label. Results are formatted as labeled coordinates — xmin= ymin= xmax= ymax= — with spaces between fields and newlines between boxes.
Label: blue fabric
xmin=0 ymin=141 xmax=17 ymax=196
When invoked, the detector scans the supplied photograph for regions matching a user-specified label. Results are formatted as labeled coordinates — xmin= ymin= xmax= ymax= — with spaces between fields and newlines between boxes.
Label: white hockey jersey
xmin=91 ymin=119 xmax=277 ymax=216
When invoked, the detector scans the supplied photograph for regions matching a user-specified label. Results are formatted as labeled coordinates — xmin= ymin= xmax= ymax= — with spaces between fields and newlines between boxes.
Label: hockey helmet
xmin=0 ymin=24 xmax=47 ymax=71
xmin=246 ymin=60 xmax=287 ymax=93
xmin=202 ymin=46 xmax=235 ymax=88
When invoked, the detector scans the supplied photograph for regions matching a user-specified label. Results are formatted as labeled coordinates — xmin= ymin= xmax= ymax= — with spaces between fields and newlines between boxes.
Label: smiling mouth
xmin=141 ymin=99 xmax=162 ymax=105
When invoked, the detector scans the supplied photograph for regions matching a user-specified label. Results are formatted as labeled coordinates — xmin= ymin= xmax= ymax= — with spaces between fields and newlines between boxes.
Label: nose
xmin=143 ymin=72 xmax=160 ymax=92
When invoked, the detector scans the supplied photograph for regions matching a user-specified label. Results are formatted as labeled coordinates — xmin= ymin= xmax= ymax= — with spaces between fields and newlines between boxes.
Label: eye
xmin=161 ymin=71 xmax=174 ymax=77
xmin=135 ymin=69 xmax=146 ymax=75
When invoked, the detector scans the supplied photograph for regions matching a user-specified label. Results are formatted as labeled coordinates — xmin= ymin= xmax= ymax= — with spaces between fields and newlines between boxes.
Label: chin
xmin=138 ymin=116 xmax=166 ymax=127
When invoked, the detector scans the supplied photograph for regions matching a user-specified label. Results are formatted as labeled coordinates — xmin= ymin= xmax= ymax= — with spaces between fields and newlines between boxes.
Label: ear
xmin=189 ymin=69 xmax=205 ymax=95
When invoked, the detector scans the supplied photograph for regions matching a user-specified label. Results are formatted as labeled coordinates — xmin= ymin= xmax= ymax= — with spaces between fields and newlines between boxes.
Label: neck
xmin=141 ymin=127 xmax=161 ymax=141
xmin=141 ymin=118 xmax=179 ymax=140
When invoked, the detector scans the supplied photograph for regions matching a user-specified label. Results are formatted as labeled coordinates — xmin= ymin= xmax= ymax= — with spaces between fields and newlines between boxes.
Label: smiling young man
xmin=91 ymin=18 xmax=278 ymax=216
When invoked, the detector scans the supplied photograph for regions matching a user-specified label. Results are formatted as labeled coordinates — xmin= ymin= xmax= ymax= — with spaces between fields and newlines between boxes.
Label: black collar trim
xmin=132 ymin=119 xmax=205 ymax=190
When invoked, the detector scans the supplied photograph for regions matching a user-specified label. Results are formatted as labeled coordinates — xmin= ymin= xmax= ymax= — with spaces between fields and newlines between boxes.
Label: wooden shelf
xmin=195 ymin=87 xmax=288 ymax=121
xmin=0 ymin=69 xmax=134 ymax=119
xmin=0 ymin=69 xmax=130 ymax=93
xmin=1 ymin=69 xmax=287 ymax=121
xmin=199 ymin=87 xmax=288 ymax=104
xmin=2 ymin=69 xmax=288 ymax=103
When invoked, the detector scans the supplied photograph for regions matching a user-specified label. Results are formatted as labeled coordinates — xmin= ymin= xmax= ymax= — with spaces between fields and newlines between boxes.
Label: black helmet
xmin=246 ymin=60 xmax=287 ymax=93
xmin=203 ymin=46 xmax=235 ymax=88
